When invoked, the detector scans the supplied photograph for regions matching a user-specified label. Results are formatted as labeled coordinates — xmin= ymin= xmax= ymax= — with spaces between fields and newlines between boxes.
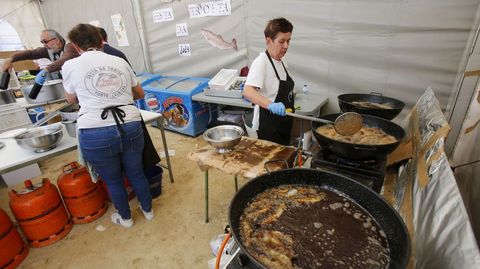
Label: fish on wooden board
xmin=201 ymin=29 xmax=238 ymax=50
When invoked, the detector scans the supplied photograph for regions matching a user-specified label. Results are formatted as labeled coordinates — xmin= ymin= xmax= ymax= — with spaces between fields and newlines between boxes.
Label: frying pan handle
xmin=369 ymin=91 xmax=383 ymax=96
xmin=353 ymin=145 xmax=377 ymax=151
xmin=264 ymin=159 xmax=289 ymax=172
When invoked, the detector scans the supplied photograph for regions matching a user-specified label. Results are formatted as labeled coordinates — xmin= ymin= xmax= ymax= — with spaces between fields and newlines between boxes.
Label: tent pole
xmin=131 ymin=0 xmax=153 ymax=73
xmin=35 ymin=0 xmax=49 ymax=29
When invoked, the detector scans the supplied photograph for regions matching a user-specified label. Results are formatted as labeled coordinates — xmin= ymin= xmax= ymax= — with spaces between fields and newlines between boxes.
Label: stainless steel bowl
xmin=14 ymin=124 xmax=63 ymax=153
xmin=203 ymin=125 xmax=244 ymax=153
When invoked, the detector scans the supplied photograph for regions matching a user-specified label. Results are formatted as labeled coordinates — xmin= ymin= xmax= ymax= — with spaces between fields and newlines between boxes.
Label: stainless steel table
xmin=0 ymin=110 xmax=174 ymax=183
xmin=192 ymin=92 xmax=328 ymax=116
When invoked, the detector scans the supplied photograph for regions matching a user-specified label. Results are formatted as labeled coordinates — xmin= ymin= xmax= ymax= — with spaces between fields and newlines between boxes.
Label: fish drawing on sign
xmin=201 ymin=29 xmax=238 ymax=51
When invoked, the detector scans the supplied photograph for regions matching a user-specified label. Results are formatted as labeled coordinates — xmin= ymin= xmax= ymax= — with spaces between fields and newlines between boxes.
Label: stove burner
xmin=311 ymin=149 xmax=386 ymax=193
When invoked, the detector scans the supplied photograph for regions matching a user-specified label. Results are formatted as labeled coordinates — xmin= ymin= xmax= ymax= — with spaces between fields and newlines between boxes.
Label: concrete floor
xmin=0 ymin=125 xmax=247 ymax=269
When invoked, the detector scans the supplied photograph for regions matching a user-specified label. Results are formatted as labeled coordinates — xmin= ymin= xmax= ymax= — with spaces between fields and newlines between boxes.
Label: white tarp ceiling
xmin=0 ymin=0 xmax=44 ymax=50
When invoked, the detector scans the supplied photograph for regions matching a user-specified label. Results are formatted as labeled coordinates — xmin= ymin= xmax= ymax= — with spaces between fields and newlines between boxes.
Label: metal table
xmin=192 ymin=91 xmax=328 ymax=116
xmin=0 ymin=110 xmax=174 ymax=183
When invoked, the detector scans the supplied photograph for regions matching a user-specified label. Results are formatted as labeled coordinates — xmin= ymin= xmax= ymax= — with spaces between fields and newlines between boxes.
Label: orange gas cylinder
xmin=57 ymin=162 xmax=107 ymax=224
xmin=9 ymin=179 xmax=73 ymax=248
xmin=0 ymin=208 xmax=28 ymax=269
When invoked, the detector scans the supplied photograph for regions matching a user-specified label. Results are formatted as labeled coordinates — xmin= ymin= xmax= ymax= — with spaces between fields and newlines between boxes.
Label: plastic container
xmin=27 ymin=107 xmax=46 ymax=124
xmin=208 ymin=69 xmax=238 ymax=91
xmin=144 ymin=165 xmax=163 ymax=198
xmin=242 ymin=111 xmax=257 ymax=138
xmin=302 ymin=84 xmax=309 ymax=93
xmin=0 ymin=103 xmax=32 ymax=133
xmin=204 ymin=77 xmax=245 ymax=99
xmin=138 ymin=76 xmax=215 ymax=136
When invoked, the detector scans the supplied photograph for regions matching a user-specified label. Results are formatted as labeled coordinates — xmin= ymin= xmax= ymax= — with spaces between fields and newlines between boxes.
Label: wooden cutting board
xmin=187 ymin=136 xmax=296 ymax=179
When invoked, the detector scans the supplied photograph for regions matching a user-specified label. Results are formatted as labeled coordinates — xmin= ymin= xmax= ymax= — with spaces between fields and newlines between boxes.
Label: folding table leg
xmin=205 ymin=170 xmax=209 ymax=223
xmin=155 ymin=117 xmax=174 ymax=183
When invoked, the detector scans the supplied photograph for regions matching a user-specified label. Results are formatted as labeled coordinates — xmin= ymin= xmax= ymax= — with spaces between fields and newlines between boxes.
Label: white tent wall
xmin=39 ymin=0 xmax=148 ymax=73
xmin=34 ymin=0 xmax=480 ymax=115
xmin=1 ymin=0 xmax=45 ymax=50
xmin=140 ymin=0 xmax=247 ymax=77
xmin=243 ymin=0 xmax=480 ymax=116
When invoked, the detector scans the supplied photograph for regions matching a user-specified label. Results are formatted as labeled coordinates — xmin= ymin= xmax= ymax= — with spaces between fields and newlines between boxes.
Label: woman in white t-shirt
xmin=62 ymin=24 xmax=153 ymax=228
xmin=243 ymin=17 xmax=295 ymax=145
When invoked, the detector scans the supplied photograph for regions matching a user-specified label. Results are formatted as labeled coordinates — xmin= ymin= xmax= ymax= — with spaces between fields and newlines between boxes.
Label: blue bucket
xmin=27 ymin=107 xmax=46 ymax=124
xmin=144 ymin=165 xmax=163 ymax=198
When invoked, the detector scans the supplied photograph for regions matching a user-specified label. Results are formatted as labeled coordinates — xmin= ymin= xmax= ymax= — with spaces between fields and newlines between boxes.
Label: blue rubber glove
xmin=35 ymin=69 xmax=48 ymax=85
xmin=268 ymin=102 xmax=286 ymax=116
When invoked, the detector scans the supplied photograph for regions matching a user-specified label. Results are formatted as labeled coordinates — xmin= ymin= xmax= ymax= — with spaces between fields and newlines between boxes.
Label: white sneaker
xmin=111 ymin=212 xmax=134 ymax=228
xmin=139 ymin=206 xmax=154 ymax=221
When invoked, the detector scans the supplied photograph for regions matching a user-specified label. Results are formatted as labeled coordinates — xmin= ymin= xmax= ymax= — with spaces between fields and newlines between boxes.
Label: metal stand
xmin=153 ymin=116 xmax=174 ymax=183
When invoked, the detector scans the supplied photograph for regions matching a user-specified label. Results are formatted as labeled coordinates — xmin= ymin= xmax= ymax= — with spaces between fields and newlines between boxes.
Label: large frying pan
xmin=312 ymin=113 xmax=405 ymax=160
xmin=229 ymin=168 xmax=410 ymax=269
xmin=338 ymin=93 xmax=405 ymax=120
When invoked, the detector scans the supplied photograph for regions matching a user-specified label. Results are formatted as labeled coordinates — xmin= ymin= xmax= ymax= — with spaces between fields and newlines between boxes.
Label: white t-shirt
xmin=245 ymin=52 xmax=288 ymax=130
xmin=62 ymin=51 xmax=140 ymax=129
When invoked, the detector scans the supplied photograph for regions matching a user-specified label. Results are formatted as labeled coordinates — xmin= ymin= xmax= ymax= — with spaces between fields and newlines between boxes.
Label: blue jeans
xmin=79 ymin=121 xmax=152 ymax=219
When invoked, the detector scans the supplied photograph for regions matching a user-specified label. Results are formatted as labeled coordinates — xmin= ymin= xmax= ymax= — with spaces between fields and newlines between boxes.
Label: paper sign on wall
xmin=89 ymin=20 xmax=100 ymax=27
xmin=178 ymin=44 xmax=191 ymax=56
xmin=176 ymin=23 xmax=189 ymax=37
xmin=110 ymin=13 xmax=130 ymax=47
xmin=153 ymin=7 xmax=174 ymax=23
xmin=189 ymin=0 xmax=231 ymax=18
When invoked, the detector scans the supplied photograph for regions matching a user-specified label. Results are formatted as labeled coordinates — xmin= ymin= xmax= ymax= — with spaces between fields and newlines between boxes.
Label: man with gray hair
xmin=2 ymin=29 xmax=79 ymax=85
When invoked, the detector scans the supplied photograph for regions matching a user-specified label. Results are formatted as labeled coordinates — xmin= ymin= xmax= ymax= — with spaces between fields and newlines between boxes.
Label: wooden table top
xmin=187 ymin=136 xmax=296 ymax=179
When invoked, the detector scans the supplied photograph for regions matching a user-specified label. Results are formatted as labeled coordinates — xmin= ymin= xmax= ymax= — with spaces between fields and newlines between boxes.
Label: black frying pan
xmin=229 ymin=168 xmax=410 ymax=269
xmin=338 ymin=93 xmax=405 ymax=120
xmin=312 ymin=113 xmax=405 ymax=160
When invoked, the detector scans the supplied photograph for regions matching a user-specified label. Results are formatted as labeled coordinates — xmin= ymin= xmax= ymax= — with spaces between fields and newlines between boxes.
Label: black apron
xmin=257 ymin=50 xmax=295 ymax=145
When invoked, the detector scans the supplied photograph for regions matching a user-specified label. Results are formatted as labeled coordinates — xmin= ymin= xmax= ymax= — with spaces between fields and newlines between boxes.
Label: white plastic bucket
xmin=242 ymin=111 xmax=257 ymax=138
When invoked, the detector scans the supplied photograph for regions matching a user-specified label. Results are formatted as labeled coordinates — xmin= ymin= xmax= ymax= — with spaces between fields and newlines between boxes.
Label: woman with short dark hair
xmin=243 ymin=17 xmax=295 ymax=145
xmin=62 ymin=24 xmax=153 ymax=228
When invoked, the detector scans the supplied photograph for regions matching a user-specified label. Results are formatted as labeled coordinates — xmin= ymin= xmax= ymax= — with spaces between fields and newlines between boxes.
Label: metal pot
xmin=0 ymin=90 xmax=16 ymax=105
xmin=338 ymin=93 xmax=405 ymax=120
xmin=312 ymin=113 xmax=405 ymax=160
xmin=60 ymin=104 xmax=79 ymax=121
xmin=61 ymin=120 xmax=77 ymax=137
xmin=21 ymin=79 xmax=65 ymax=104
xmin=229 ymin=168 xmax=410 ymax=269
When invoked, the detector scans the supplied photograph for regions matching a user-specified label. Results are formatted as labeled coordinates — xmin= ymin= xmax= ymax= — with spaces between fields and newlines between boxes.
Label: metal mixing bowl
xmin=14 ymin=124 xmax=63 ymax=153
xmin=203 ymin=125 xmax=244 ymax=153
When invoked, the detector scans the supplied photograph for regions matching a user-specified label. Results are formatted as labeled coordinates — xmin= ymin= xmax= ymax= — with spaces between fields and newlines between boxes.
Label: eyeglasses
xmin=40 ymin=38 xmax=56 ymax=44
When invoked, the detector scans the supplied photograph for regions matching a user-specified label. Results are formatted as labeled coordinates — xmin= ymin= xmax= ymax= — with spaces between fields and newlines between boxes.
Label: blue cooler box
xmin=134 ymin=73 xmax=162 ymax=110
xmin=139 ymin=76 xmax=213 ymax=136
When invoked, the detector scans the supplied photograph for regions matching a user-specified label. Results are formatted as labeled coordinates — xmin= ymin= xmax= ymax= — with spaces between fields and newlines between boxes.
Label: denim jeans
xmin=79 ymin=121 xmax=152 ymax=219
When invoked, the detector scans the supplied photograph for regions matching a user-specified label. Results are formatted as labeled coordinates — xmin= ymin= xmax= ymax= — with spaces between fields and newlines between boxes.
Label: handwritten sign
xmin=188 ymin=0 xmax=231 ymax=18
xmin=111 ymin=13 xmax=129 ymax=47
xmin=176 ymin=23 xmax=189 ymax=37
xmin=153 ymin=7 xmax=174 ymax=23
xmin=178 ymin=44 xmax=191 ymax=56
